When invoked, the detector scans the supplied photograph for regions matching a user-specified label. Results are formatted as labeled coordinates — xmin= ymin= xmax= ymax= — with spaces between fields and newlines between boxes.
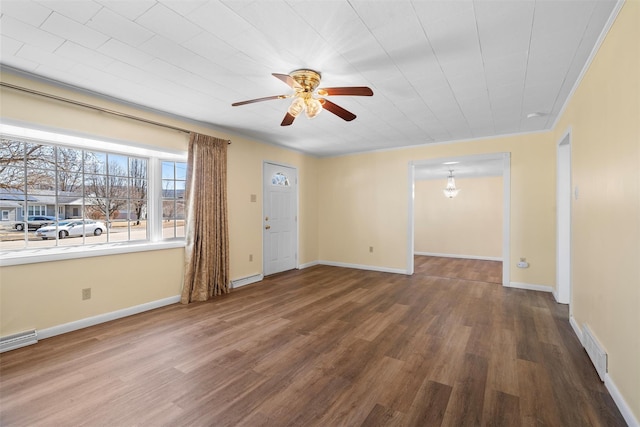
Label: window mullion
xmin=148 ymin=158 xmax=162 ymax=242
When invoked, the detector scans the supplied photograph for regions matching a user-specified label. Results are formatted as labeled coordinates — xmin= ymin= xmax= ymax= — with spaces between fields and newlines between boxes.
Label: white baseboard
xmin=38 ymin=295 xmax=180 ymax=340
xmin=505 ymin=281 xmax=554 ymax=293
xmin=569 ymin=315 xmax=583 ymax=345
xmin=298 ymin=261 xmax=319 ymax=269
xmin=568 ymin=315 xmax=638 ymax=426
xmin=415 ymin=252 xmax=503 ymax=262
xmin=318 ymin=260 xmax=408 ymax=275
xmin=605 ymin=373 xmax=640 ymax=427
xmin=230 ymin=273 xmax=263 ymax=289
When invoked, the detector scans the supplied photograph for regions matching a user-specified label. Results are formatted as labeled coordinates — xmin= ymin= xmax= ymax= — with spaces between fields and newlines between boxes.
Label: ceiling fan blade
xmin=232 ymin=95 xmax=289 ymax=107
xmin=281 ymin=112 xmax=296 ymax=126
xmin=273 ymin=73 xmax=301 ymax=89
xmin=317 ymin=86 xmax=373 ymax=97
xmin=320 ymin=99 xmax=357 ymax=121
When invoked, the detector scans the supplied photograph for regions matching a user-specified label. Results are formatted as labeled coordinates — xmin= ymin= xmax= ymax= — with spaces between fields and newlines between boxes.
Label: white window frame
xmin=0 ymin=123 xmax=187 ymax=266
xmin=27 ymin=205 xmax=47 ymax=216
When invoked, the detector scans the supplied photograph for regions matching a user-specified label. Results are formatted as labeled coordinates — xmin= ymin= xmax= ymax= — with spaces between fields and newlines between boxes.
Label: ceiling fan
xmin=231 ymin=69 xmax=373 ymax=126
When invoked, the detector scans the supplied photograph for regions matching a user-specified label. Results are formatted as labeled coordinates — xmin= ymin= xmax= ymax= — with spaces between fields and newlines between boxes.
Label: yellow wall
xmin=414 ymin=176 xmax=503 ymax=258
xmin=318 ymin=132 xmax=556 ymax=285
xmin=553 ymin=0 xmax=639 ymax=419
xmin=0 ymin=70 xmax=318 ymax=335
xmin=0 ymin=249 xmax=184 ymax=333
xmin=227 ymin=135 xmax=318 ymax=279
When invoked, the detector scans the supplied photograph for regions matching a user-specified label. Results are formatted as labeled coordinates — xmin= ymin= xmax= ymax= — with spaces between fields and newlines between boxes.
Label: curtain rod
xmin=0 ymin=81 xmax=231 ymax=144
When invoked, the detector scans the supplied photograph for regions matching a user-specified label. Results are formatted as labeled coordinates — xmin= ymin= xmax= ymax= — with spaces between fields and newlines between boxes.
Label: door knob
xmin=265 ymin=225 xmax=271 ymax=230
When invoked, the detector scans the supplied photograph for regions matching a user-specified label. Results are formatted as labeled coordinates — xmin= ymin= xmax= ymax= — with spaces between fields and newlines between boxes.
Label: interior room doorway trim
xmin=556 ymin=128 xmax=572 ymax=307
xmin=407 ymin=152 xmax=511 ymax=286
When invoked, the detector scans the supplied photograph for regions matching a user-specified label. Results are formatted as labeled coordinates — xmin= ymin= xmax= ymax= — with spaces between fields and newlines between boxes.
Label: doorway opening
xmin=407 ymin=152 xmax=511 ymax=286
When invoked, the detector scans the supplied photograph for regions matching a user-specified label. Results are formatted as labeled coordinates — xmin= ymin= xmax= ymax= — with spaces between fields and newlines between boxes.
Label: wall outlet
xmin=517 ymin=258 xmax=529 ymax=268
xmin=369 ymin=246 xmax=374 ymax=253
xmin=250 ymin=194 xmax=257 ymax=202
xmin=82 ymin=288 xmax=91 ymax=300
xmin=249 ymin=254 xmax=253 ymax=262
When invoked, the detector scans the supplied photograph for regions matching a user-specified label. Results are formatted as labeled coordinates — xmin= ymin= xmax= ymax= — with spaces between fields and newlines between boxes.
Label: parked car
xmin=13 ymin=215 xmax=57 ymax=231
xmin=35 ymin=219 xmax=106 ymax=240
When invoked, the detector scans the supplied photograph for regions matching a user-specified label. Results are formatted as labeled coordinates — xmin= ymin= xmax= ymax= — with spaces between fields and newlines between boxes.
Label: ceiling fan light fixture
xmin=305 ymin=98 xmax=322 ymax=119
xmin=288 ymin=97 xmax=306 ymax=117
xmin=232 ymin=69 xmax=373 ymax=126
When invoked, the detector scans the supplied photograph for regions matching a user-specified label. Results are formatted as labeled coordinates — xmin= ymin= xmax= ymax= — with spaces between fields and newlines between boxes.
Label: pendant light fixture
xmin=443 ymin=169 xmax=460 ymax=198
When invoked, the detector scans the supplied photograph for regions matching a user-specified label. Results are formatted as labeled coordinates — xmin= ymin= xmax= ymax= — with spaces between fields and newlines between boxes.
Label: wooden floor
xmin=0 ymin=256 xmax=625 ymax=426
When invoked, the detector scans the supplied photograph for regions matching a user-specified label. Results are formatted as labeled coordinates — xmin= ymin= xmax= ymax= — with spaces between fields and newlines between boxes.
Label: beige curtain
xmin=181 ymin=132 xmax=230 ymax=304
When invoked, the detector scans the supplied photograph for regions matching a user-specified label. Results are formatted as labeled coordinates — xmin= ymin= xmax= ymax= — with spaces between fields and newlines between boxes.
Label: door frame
xmin=556 ymin=128 xmax=572 ymax=307
xmin=407 ymin=152 xmax=511 ymax=287
xmin=262 ymin=161 xmax=299 ymax=275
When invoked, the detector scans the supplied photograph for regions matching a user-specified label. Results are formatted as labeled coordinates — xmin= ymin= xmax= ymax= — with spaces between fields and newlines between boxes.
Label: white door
xmin=263 ymin=162 xmax=297 ymax=276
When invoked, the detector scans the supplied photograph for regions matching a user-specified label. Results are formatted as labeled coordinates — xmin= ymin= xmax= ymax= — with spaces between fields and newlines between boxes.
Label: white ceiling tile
xmin=105 ymin=61 xmax=149 ymax=84
xmin=416 ymin=2 xmax=479 ymax=57
xmin=97 ymin=39 xmax=154 ymax=67
xmin=2 ymin=54 xmax=40 ymax=72
xmin=40 ymin=13 xmax=109 ymax=49
xmin=286 ymin=1 xmax=361 ymax=47
xmin=159 ymin=0 xmax=207 ymax=16
xmin=186 ymin=1 xmax=253 ymax=41
xmin=413 ymin=1 xmax=474 ymax=26
xmin=95 ymin=0 xmax=155 ymax=21
xmin=489 ymin=84 xmax=523 ymax=103
xmin=140 ymin=58 xmax=187 ymax=83
xmin=35 ymin=0 xmax=102 ymax=24
xmin=350 ymin=1 xmax=412 ymax=30
xmin=474 ymin=1 xmax=534 ymax=59
xmin=87 ymin=7 xmax=154 ymax=46
xmin=135 ymin=3 xmax=201 ymax=44
xmin=0 ymin=15 xmax=64 ymax=52
xmin=181 ymin=31 xmax=238 ymax=62
xmin=221 ymin=2 xmax=311 ymax=53
xmin=1 ymin=35 xmax=23 ymax=57
xmin=179 ymin=72 xmax=243 ymax=102
xmin=372 ymin=22 xmax=430 ymax=61
xmin=16 ymin=44 xmax=75 ymax=72
xmin=137 ymin=35 xmax=196 ymax=67
xmin=55 ymin=41 xmax=113 ymax=69
xmin=0 ymin=0 xmax=52 ymax=26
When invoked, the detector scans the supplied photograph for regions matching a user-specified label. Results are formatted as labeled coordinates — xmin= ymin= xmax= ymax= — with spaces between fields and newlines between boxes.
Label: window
xmin=161 ymin=161 xmax=186 ymax=239
xmin=271 ymin=172 xmax=290 ymax=186
xmin=28 ymin=205 xmax=47 ymax=216
xmin=0 ymin=125 xmax=187 ymax=260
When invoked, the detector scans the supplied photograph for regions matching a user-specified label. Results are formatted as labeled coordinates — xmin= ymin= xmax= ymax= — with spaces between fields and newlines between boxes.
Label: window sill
xmin=0 ymin=240 xmax=186 ymax=267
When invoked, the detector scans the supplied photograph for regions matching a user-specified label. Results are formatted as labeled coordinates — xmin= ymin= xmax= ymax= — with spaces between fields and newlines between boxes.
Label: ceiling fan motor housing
xmin=290 ymin=69 xmax=322 ymax=93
